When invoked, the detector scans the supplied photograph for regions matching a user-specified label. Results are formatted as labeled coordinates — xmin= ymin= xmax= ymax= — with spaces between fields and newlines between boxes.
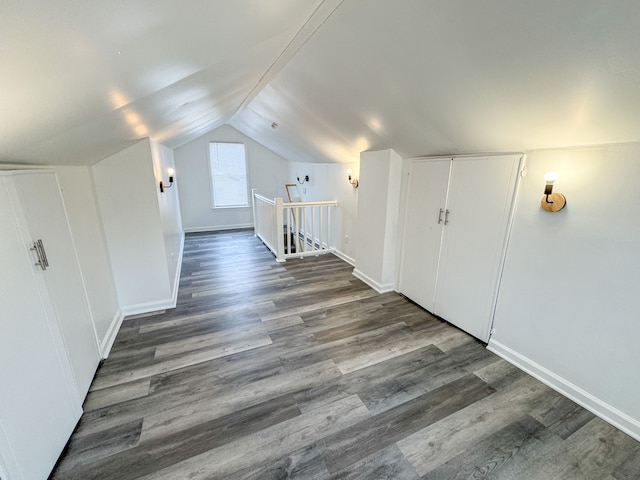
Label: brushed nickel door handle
xmin=31 ymin=239 xmax=49 ymax=270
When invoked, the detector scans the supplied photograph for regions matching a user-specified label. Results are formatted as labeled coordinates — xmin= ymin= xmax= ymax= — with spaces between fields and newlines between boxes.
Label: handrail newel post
xmin=251 ymin=188 xmax=258 ymax=237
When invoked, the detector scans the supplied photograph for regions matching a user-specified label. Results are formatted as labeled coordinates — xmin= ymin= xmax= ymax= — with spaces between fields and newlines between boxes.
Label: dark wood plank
xmin=423 ymin=415 xmax=547 ymax=480
xmin=321 ymin=374 xmax=495 ymax=473
xmin=54 ymin=394 xmax=301 ymax=480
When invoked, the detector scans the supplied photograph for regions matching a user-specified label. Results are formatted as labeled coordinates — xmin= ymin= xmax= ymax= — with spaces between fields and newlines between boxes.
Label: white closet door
xmin=0 ymin=179 xmax=81 ymax=480
xmin=398 ymin=158 xmax=451 ymax=311
xmin=434 ymin=155 xmax=521 ymax=341
xmin=12 ymin=172 xmax=100 ymax=399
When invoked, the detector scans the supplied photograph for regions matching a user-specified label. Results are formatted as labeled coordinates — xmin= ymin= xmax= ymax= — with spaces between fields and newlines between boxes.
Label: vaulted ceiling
xmin=3 ymin=0 xmax=640 ymax=166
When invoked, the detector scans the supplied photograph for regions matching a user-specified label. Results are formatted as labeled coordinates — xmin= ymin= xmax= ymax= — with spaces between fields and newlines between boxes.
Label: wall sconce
xmin=347 ymin=169 xmax=359 ymax=188
xmin=159 ymin=167 xmax=175 ymax=193
xmin=540 ymin=171 xmax=566 ymax=212
xmin=297 ymin=175 xmax=309 ymax=185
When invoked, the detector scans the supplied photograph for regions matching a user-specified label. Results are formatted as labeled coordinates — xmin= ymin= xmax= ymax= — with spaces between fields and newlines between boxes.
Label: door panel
xmin=399 ymin=159 xmax=451 ymax=311
xmin=12 ymin=172 xmax=100 ymax=399
xmin=0 ymin=179 xmax=81 ymax=480
xmin=435 ymin=155 xmax=520 ymax=341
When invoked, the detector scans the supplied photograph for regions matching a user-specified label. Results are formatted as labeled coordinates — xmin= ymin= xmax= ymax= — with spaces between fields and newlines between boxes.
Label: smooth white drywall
xmin=150 ymin=139 xmax=184 ymax=300
xmin=380 ymin=149 xmax=403 ymax=286
xmin=353 ymin=149 xmax=403 ymax=291
xmin=92 ymin=139 xmax=172 ymax=311
xmin=54 ymin=166 xmax=120 ymax=348
xmin=287 ymin=161 xmax=360 ymax=263
xmin=174 ymin=125 xmax=289 ymax=232
xmin=491 ymin=142 xmax=640 ymax=436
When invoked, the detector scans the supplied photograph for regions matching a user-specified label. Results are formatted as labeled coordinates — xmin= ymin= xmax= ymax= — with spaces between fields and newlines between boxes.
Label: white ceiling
xmin=3 ymin=0 xmax=640 ymax=166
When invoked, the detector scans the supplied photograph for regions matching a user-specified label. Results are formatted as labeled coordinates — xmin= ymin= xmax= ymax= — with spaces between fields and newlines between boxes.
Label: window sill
xmin=211 ymin=205 xmax=250 ymax=210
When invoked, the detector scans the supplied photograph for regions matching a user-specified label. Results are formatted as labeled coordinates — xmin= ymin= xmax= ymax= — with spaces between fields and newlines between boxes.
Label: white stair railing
xmin=252 ymin=190 xmax=279 ymax=258
xmin=252 ymin=189 xmax=337 ymax=262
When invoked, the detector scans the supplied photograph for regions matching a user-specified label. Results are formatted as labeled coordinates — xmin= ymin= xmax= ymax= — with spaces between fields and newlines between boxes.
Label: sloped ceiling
xmin=0 ymin=0 xmax=327 ymax=165
xmin=3 ymin=0 xmax=640 ymax=166
xmin=234 ymin=0 xmax=640 ymax=163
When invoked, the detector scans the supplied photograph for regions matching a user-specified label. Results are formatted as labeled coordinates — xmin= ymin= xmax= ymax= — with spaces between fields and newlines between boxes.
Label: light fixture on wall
xmin=347 ymin=169 xmax=358 ymax=188
xmin=540 ymin=171 xmax=566 ymax=212
xmin=159 ymin=167 xmax=175 ymax=193
xmin=297 ymin=175 xmax=309 ymax=185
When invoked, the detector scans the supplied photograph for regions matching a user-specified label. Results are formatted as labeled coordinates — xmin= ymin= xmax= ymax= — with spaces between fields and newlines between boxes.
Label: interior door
xmin=0 ymin=178 xmax=81 ymax=480
xmin=434 ymin=155 xmax=521 ymax=341
xmin=398 ymin=158 xmax=451 ymax=311
xmin=12 ymin=172 xmax=100 ymax=399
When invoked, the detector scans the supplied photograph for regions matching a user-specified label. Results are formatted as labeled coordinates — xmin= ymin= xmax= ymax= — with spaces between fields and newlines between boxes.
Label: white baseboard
xmin=184 ymin=223 xmax=253 ymax=233
xmin=352 ymin=268 xmax=395 ymax=293
xmin=100 ymin=309 xmax=124 ymax=358
xmin=121 ymin=298 xmax=177 ymax=317
xmin=170 ymin=232 xmax=185 ymax=305
xmin=488 ymin=339 xmax=640 ymax=442
xmin=333 ymin=249 xmax=355 ymax=266
xmin=102 ymin=233 xmax=185 ymax=359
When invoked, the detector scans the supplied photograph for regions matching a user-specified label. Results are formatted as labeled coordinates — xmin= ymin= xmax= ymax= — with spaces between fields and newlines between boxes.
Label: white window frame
xmin=208 ymin=142 xmax=249 ymax=209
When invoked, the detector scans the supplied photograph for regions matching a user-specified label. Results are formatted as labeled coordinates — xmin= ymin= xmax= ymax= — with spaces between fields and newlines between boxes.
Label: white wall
xmin=490 ymin=142 xmax=640 ymax=440
xmin=287 ymin=161 xmax=360 ymax=263
xmin=175 ymin=125 xmax=290 ymax=232
xmin=92 ymin=139 xmax=174 ymax=314
xmin=54 ymin=166 xmax=120 ymax=355
xmin=353 ymin=149 xmax=403 ymax=292
xmin=150 ymin=139 xmax=184 ymax=300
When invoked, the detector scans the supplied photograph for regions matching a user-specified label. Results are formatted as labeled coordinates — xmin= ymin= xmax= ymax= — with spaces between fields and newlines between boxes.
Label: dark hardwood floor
xmin=51 ymin=229 xmax=640 ymax=479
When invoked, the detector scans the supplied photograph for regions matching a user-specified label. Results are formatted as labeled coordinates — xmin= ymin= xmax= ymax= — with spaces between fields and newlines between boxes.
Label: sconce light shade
xmin=159 ymin=167 xmax=176 ymax=193
xmin=541 ymin=171 xmax=566 ymax=212
xmin=297 ymin=175 xmax=309 ymax=185
xmin=347 ymin=168 xmax=359 ymax=188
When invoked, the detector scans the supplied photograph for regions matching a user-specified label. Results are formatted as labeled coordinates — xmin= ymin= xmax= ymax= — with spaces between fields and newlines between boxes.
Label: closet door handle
xmin=31 ymin=239 xmax=49 ymax=270
xmin=37 ymin=239 xmax=49 ymax=268
xmin=437 ymin=208 xmax=444 ymax=224
xmin=444 ymin=209 xmax=450 ymax=225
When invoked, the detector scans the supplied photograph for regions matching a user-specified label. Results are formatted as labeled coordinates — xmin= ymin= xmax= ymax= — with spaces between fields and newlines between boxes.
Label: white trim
xmin=99 ymin=309 xmax=124 ymax=359
xmin=53 ymin=172 xmax=103 ymax=359
xmin=101 ymin=234 xmax=185 ymax=359
xmin=183 ymin=223 xmax=253 ymax=233
xmin=114 ymin=233 xmax=187 ymax=347
xmin=170 ymin=232 xmax=185 ymax=305
xmin=352 ymin=268 xmax=394 ymax=293
xmin=333 ymin=249 xmax=355 ymax=267
xmin=121 ymin=298 xmax=177 ymax=317
xmin=208 ymin=141 xmax=249 ymax=209
xmin=488 ymin=339 xmax=640 ymax=442
xmin=486 ymin=154 xmax=525 ymax=342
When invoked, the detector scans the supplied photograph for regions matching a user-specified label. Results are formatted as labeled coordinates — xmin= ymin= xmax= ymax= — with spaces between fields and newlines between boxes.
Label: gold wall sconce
xmin=541 ymin=171 xmax=566 ymax=212
xmin=159 ymin=167 xmax=175 ymax=193
xmin=347 ymin=168 xmax=358 ymax=188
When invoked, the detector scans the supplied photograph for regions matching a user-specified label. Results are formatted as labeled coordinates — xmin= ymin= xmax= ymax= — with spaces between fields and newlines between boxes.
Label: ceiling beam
xmin=228 ymin=0 xmax=344 ymax=124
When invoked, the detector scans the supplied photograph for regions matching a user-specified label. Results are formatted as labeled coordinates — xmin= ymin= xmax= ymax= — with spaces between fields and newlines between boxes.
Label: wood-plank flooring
xmin=51 ymin=229 xmax=640 ymax=479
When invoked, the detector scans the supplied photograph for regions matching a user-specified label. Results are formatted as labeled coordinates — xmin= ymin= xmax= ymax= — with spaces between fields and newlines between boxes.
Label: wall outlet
xmin=344 ymin=234 xmax=349 ymax=244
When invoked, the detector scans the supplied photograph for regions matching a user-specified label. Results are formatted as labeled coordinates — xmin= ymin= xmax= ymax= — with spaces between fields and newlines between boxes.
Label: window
xmin=209 ymin=142 xmax=248 ymax=208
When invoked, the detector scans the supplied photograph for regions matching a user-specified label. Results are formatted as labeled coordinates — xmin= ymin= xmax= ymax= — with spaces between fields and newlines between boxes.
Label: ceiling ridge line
xmin=228 ymin=0 xmax=344 ymax=125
